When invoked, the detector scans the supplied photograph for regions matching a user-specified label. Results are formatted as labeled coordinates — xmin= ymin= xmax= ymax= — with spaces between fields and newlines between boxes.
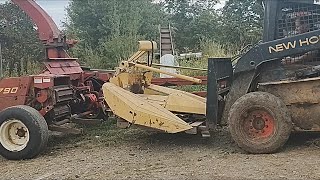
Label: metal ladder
xmin=159 ymin=24 xmax=175 ymax=57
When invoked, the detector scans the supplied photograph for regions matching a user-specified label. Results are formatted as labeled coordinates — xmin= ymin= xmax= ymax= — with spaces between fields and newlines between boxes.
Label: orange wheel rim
xmin=242 ymin=109 xmax=275 ymax=141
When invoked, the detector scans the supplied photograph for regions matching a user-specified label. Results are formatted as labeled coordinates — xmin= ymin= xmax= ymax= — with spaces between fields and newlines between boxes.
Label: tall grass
xmin=2 ymin=60 xmax=42 ymax=78
xmin=178 ymin=40 xmax=231 ymax=77
xmin=170 ymin=40 xmax=232 ymax=92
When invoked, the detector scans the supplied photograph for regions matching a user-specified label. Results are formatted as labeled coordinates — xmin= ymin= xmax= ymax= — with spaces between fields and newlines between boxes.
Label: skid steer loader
xmin=103 ymin=0 xmax=320 ymax=154
xmin=207 ymin=0 xmax=320 ymax=153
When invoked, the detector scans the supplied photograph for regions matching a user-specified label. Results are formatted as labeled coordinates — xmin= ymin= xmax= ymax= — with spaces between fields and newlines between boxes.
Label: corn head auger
xmin=103 ymin=41 xmax=208 ymax=134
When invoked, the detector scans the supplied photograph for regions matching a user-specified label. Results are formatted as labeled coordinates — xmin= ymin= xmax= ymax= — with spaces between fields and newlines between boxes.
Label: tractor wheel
xmin=228 ymin=92 xmax=292 ymax=154
xmin=0 ymin=105 xmax=49 ymax=160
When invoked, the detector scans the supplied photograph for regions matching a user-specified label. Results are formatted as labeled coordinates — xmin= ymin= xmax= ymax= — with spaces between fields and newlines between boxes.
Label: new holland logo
xmin=269 ymin=35 xmax=320 ymax=54
xmin=0 ymin=87 xmax=19 ymax=94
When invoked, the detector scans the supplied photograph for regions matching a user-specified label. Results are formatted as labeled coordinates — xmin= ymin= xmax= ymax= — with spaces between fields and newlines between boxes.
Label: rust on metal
xmin=243 ymin=110 xmax=275 ymax=140
xmin=258 ymin=77 xmax=320 ymax=105
xmin=259 ymin=77 xmax=320 ymax=130
xmin=43 ymin=61 xmax=83 ymax=76
xmin=0 ymin=77 xmax=32 ymax=110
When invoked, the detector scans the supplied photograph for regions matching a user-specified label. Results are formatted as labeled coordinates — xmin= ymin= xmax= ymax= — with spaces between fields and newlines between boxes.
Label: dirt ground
xmin=1 ymin=123 xmax=320 ymax=180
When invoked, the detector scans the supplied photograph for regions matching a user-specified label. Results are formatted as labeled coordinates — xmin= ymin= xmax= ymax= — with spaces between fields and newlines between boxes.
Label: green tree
xmin=162 ymin=0 xmax=219 ymax=52
xmin=188 ymin=10 xmax=220 ymax=49
xmin=66 ymin=0 xmax=167 ymax=69
xmin=219 ymin=0 xmax=264 ymax=53
xmin=66 ymin=0 xmax=264 ymax=62
xmin=0 ymin=2 xmax=43 ymax=76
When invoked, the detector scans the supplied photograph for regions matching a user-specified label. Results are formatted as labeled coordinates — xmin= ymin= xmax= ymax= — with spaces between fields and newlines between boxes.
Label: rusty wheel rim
xmin=241 ymin=109 xmax=275 ymax=143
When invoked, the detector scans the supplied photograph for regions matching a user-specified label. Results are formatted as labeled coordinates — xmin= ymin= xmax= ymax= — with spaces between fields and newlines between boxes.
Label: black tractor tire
xmin=228 ymin=92 xmax=292 ymax=154
xmin=0 ymin=105 xmax=49 ymax=160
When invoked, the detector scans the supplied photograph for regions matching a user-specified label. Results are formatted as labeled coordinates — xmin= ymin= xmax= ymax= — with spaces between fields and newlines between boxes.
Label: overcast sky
xmin=0 ymin=0 xmax=227 ymax=29
xmin=0 ymin=0 xmax=70 ymax=28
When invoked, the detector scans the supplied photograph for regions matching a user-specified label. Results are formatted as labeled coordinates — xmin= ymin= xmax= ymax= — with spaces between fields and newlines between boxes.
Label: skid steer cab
xmin=207 ymin=0 xmax=320 ymax=154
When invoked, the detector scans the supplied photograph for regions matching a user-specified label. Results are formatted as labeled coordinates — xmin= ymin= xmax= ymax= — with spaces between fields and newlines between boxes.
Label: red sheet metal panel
xmin=33 ymin=75 xmax=54 ymax=89
xmin=83 ymin=71 xmax=115 ymax=82
xmin=43 ymin=60 xmax=83 ymax=75
xmin=0 ymin=77 xmax=32 ymax=111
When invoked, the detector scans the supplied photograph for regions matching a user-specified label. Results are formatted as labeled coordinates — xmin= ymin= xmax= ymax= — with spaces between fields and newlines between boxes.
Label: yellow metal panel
xmin=137 ymin=94 xmax=168 ymax=107
xmin=110 ymin=73 xmax=130 ymax=88
xmin=103 ymin=83 xmax=192 ymax=133
xmin=133 ymin=63 xmax=202 ymax=84
xmin=138 ymin=41 xmax=157 ymax=51
xmin=128 ymin=51 xmax=146 ymax=62
xmin=144 ymin=71 xmax=153 ymax=85
xmin=143 ymin=88 xmax=166 ymax=96
xmin=146 ymin=85 xmax=206 ymax=115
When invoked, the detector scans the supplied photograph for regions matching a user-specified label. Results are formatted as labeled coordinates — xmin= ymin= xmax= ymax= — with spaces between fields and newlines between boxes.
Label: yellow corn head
xmin=103 ymin=41 xmax=206 ymax=134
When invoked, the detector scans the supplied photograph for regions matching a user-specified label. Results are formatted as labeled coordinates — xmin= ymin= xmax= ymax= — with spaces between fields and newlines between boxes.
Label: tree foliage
xmin=0 ymin=2 xmax=43 ymax=76
xmin=162 ymin=0 xmax=219 ymax=52
xmin=66 ymin=0 xmax=167 ymax=69
xmin=219 ymin=0 xmax=264 ymax=53
xmin=0 ymin=0 xmax=265 ymax=74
